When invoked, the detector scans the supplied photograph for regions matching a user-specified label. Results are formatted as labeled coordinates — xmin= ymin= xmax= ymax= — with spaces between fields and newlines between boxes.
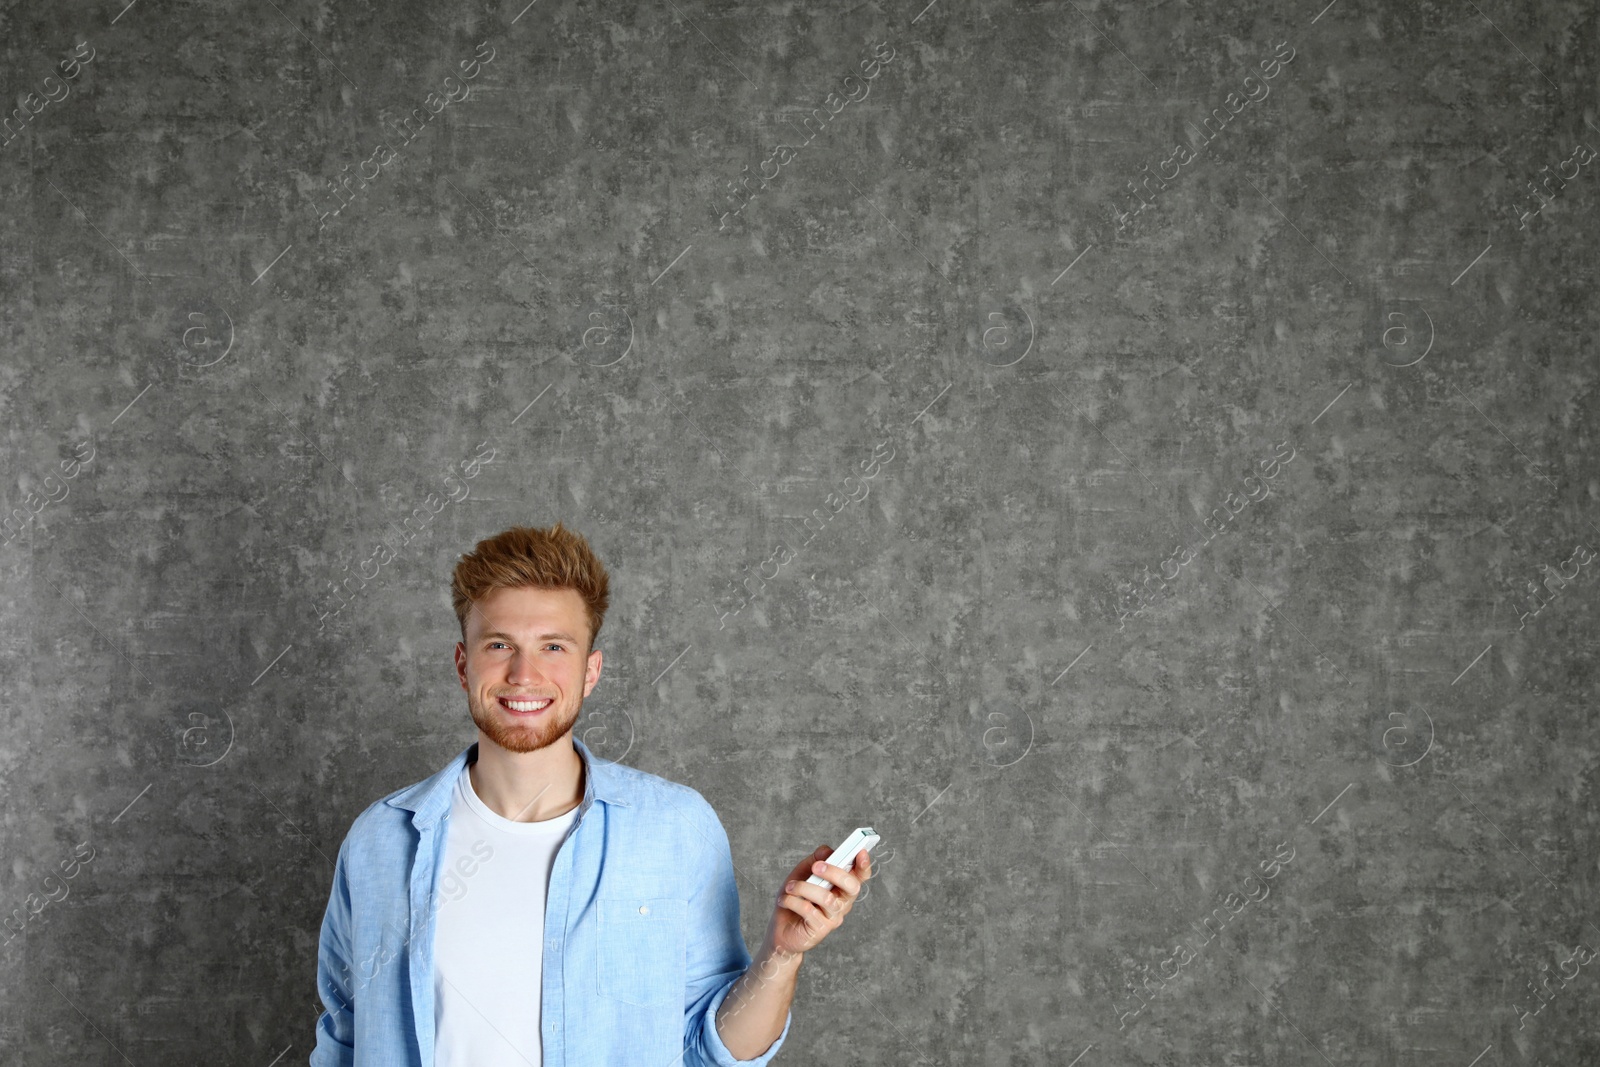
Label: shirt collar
xmin=383 ymin=734 xmax=630 ymax=830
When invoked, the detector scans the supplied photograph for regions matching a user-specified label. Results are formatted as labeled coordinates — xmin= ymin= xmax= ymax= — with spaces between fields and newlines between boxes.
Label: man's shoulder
xmin=599 ymin=761 xmax=730 ymax=872
xmin=335 ymin=762 xmax=452 ymax=860
xmin=362 ymin=778 xmax=428 ymax=825
xmin=602 ymin=758 xmax=719 ymax=824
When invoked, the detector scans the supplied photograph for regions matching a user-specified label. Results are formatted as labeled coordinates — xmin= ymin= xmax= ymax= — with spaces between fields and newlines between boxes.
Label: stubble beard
xmin=469 ymin=689 xmax=582 ymax=755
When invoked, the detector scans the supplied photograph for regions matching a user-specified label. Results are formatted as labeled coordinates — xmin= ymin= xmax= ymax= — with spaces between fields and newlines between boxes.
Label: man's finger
xmin=807 ymin=860 xmax=862 ymax=897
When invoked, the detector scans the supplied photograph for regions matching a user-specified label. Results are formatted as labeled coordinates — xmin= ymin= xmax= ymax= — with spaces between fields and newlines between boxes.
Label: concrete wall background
xmin=2 ymin=0 xmax=1597 ymax=1062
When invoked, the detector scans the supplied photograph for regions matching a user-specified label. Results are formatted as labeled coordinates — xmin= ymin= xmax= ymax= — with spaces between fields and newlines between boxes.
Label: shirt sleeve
xmin=310 ymin=836 xmax=357 ymax=1067
xmin=681 ymin=795 xmax=794 ymax=1067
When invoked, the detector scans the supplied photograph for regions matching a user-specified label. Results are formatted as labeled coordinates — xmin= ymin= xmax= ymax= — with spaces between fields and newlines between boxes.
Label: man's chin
xmin=488 ymin=730 xmax=558 ymax=754
xmin=473 ymin=708 xmax=575 ymax=754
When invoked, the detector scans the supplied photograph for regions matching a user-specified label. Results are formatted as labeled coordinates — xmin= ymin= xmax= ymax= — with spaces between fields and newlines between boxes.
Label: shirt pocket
xmin=595 ymin=896 xmax=688 ymax=1007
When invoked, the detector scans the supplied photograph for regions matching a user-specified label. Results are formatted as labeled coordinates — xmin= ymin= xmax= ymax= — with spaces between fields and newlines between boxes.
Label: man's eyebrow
xmin=479 ymin=630 xmax=582 ymax=644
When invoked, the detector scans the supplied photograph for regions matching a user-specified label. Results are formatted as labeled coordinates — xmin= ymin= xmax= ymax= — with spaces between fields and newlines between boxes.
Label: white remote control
xmin=806 ymin=827 xmax=881 ymax=887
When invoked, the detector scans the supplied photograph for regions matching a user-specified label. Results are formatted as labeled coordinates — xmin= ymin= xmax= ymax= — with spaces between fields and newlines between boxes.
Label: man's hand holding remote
xmin=770 ymin=842 xmax=874 ymax=956
xmin=712 ymin=842 xmax=876 ymax=1059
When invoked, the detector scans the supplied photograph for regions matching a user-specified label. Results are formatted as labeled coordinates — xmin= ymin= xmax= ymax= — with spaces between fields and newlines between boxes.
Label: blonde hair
xmin=450 ymin=522 xmax=610 ymax=650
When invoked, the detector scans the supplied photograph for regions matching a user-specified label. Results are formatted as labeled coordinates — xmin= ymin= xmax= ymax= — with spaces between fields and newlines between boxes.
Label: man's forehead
xmin=473 ymin=625 xmax=584 ymax=644
xmin=466 ymin=588 xmax=589 ymax=642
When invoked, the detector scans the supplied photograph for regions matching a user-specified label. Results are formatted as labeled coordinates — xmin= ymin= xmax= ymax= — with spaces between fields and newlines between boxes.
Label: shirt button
xmin=547 ymin=939 xmax=559 ymax=950
xmin=639 ymin=905 xmax=650 ymax=915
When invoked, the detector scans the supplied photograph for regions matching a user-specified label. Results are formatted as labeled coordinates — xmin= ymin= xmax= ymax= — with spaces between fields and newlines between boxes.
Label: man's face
xmin=454 ymin=585 xmax=602 ymax=755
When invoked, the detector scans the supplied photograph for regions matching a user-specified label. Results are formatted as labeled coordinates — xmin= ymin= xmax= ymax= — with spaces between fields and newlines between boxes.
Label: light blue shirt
xmin=311 ymin=737 xmax=794 ymax=1066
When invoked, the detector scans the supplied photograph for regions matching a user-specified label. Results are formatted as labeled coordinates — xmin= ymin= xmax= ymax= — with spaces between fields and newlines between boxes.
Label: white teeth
xmin=503 ymin=698 xmax=551 ymax=712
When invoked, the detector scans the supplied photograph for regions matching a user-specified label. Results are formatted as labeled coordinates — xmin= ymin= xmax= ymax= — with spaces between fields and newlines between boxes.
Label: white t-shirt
xmin=433 ymin=762 xmax=580 ymax=1067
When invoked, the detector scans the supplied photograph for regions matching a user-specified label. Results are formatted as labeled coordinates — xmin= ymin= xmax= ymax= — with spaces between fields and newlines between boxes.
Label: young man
xmin=311 ymin=522 xmax=871 ymax=1066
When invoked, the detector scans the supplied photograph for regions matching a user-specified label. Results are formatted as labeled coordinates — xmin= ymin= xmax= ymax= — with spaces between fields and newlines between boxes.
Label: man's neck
xmin=469 ymin=735 xmax=585 ymax=822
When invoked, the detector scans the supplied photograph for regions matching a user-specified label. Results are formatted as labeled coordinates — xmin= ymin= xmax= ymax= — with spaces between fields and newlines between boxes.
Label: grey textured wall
xmin=3 ymin=0 xmax=1598 ymax=1062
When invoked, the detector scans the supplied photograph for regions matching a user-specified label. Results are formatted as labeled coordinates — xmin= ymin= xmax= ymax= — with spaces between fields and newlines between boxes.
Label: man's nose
xmin=506 ymin=650 xmax=544 ymax=684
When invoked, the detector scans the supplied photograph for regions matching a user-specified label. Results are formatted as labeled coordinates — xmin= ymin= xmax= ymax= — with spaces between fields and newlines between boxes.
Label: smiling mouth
xmin=498 ymin=696 xmax=553 ymax=715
